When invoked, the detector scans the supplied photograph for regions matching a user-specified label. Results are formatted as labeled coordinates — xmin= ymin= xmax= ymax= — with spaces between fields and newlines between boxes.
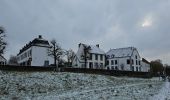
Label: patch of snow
xmin=150 ymin=81 xmax=170 ymax=100
xmin=0 ymin=70 xmax=166 ymax=100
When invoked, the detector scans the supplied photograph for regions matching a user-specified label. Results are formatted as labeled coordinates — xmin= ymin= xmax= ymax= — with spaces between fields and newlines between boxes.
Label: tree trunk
xmin=84 ymin=51 xmax=87 ymax=68
xmin=53 ymin=43 xmax=57 ymax=71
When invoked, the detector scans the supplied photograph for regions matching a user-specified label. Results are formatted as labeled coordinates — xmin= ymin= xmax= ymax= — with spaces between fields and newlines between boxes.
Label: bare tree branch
xmin=48 ymin=39 xmax=64 ymax=70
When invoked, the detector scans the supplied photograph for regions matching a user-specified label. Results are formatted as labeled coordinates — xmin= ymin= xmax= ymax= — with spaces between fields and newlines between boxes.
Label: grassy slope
xmin=0 ymin=71 xmax=163 ymax=100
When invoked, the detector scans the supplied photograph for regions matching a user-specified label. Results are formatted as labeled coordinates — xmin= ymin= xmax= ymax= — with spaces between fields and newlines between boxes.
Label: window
xmin=135 ymin=55 xmax=137 ymax=59
xmin=100 ymin=55 xmax=103 ymax=61
xmin=89 ymin=62 xmax=93 ymax=69
xmin=127 ymin=59 xmax=130 ymax=64
xmin=95 ymin=54 xmax=98 ymax=60
xmin=106 ymin=60 xmax=109 ymax=65
xmin=111 ymin=60 xmax=114 ymax=65
xmin=30 ymin=50 xmax=32 ymax=56
xmin=136 ymin=60 xmax=138 ymax=65
xmin=131 ymin=59 xmax=134 ymax=65
xmin=89 ymin=54 xmax=92 ymax=60
xmin=136 ymin=67 xmax=138 ymax=72
xmin=111 ymin=54 xmax=115 ymax=58
xmin=111 ymin=66 xmax=114 ymax=70
xmin=131 ymin=66 xmax=134 ymax=71
xmin=100 ymin=63 xmax=103 ymax=68
xmin=115 ymin=66 xmax=118 ymax=70
xmin=139 ymin=61 xmax=141 ymax=65
xmin=115 ymin=60 xmax=118 ymax=65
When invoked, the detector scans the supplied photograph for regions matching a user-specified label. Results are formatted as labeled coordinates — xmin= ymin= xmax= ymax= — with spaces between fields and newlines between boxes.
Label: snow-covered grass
xmin=0 ymin=70 xmax=165 ymax=100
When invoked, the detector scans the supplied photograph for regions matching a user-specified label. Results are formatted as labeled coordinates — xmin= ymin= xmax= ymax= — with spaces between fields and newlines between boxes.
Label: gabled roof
xmin=81 ymin=44 xmax=105 ymax=54
xmin=106 ymin=47 xmax=136 ymax=58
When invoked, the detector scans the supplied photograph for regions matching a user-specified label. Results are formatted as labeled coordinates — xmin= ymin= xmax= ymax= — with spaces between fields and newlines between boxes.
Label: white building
xmin=72 ymin=43 xmax=106 ymax=69
xmin=0 ymin=55 xmax=7 ymax=65
xmin=106 ymin=47 xmax=142 ymax=72
xmin=17 ymin=35 xmax=53 ymax=66
xmin=141 ymin=58 xmax=150 ymax=72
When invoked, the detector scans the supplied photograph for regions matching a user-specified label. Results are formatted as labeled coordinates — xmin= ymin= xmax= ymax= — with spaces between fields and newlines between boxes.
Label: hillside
xmin=0 ymin=71 xmax=166 ymax=100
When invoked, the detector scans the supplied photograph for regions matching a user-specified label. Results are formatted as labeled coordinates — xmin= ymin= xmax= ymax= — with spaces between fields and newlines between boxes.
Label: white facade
xmin=17 ymin=35 xmax=53 ymax=66
xmin=141 ymin=58 xmax=150 ymax=72
xmin=0 ymin=55 xmax=7 ymax=65
xmin=106 ymin=47 xmax=142 ymax=72
xmin=72 ymin=43 xmax=106 ymax=69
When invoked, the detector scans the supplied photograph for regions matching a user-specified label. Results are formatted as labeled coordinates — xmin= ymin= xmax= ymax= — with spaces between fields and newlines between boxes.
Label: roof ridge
xmin=111 ymin=47 xmax=135 ymax=50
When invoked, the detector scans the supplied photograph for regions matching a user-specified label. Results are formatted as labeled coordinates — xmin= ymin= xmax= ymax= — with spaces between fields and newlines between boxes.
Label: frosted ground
xmin=0 ymin=71 xmax=169 ymax=100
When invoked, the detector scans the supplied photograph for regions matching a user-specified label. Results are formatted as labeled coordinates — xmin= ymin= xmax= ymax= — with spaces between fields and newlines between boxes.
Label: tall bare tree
xmin=48 ymin=39 xmax=63 ymax=69
xmin=65 ymin=49 xmax=75 ymax=67
xmin=0 ymin=26 xmax=7 ymax=55
xmin=81 ymin=44 xmax=91 ymax=68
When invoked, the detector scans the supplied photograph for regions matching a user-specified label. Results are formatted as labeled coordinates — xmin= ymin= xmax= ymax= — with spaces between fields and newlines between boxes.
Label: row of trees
xmin=48 ymin=39 xmax=75 ymax=68
xmin=150 ymin=59 xmax=170 ymax=76
xmin=0 ymin=26 xmax=7 ymax=56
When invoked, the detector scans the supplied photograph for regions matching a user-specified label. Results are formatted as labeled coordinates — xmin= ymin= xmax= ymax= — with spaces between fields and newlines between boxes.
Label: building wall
xmin=31 ymin=46 xmax=53 ymax=66
xmin=141 ymin=61 xmax=150 ymax=72
xmin=106 ymin=49 xmax=142 ymax=72
xmin=72 ymin=44 xmax=85 ymax=68
xmin=17 ymin=46 xmax=53 ymax=66
xmin=17 ymin=48 xmax=32 ymax=66
xmin=131 ymin=50 xmax=141 ymax=71
xmin=72 ymin=44 xmax=105 ymax=69
xmin=86 ymin=54 xmax=105 ymax=69
xmin=107 ymin=57 xmax=131 ymax=70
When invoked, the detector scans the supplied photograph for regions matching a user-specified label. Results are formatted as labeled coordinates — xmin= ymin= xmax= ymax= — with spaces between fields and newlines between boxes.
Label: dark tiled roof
xmin=142 ymin=58 xmax=150 ymax=64
xmin=17 ymin=36 xmax=50 ymax=55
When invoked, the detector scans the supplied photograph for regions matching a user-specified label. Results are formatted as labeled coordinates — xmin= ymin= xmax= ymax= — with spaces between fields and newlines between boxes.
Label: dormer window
xmin=111 ymin=54 xmax=115 ymax=58
xmin=135 ymin=55 xmax=137 ymax=59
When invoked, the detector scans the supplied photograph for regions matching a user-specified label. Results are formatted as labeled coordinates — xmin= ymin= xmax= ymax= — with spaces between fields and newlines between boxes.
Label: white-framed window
xmin=111 ymin=60 xmax=114 ymax=65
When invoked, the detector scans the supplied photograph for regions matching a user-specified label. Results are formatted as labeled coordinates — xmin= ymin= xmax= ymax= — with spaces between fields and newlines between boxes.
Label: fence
xmin=61 ymin=68 xmax=151 ymax=78
xmin=0 ymin=65 xmax=151 ymax=78
xmin=0 ymin=65 xmax=56 ymax=72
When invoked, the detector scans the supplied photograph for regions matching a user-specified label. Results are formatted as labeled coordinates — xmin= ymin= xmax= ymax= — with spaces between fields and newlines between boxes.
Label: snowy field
xmin=0 ymin=70 xmax=168 ymax=100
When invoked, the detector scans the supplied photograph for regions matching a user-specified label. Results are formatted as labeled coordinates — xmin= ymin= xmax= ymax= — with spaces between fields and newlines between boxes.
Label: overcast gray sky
xmin=0 ymin=0 xmax=170 ymax=64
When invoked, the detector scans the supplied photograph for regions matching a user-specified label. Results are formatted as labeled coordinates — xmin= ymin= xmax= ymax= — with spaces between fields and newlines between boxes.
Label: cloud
xmin=0 ymin=0 xmax=170 ymax=64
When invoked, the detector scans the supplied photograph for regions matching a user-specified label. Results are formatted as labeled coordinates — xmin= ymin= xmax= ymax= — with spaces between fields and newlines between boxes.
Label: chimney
xmin=38 ymin=35 xmax=42 ymax=39
xmin=96 ymin=44 xmax=99 ymax=48
xmin=78 ymin=43 xmax=81 ymax=48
